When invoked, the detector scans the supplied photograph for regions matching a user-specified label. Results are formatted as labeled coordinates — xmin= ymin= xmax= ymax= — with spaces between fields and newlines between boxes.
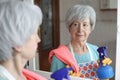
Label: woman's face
xmin=20 ymin=32 xmax=41 ymax=59
xmin=69 ymin=18 xmax=92 ymax=42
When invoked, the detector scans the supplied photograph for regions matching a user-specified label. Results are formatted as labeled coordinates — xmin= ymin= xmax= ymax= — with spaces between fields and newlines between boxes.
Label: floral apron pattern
xmin=68 ymin=43 xmax=99 ymax=80
xmin=79 ymin=61 xmax=99 ymax=80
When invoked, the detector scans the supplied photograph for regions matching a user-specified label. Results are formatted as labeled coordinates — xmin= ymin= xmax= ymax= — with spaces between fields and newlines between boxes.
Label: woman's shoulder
xmin=0 ymin=65 xmax=16 ymax=80
xmin=0 ymin=72 xmax=13 ymax=80
xmin=52 ymin=55 xmax=60 ymax=61
xmin=0 ymin=72 xmax=6 ymax=80
xmin=0 ymin=75 xmax=8 ymax=80
xmin=87 ymin=43 xmax=99 ymax=60
xmin=22 ymin=69 xmax=47 ymax=80
xmin=87 ymin=43 xmax=98 ymax=49
xmin=0 ymin=77 xmax=7 ymax=80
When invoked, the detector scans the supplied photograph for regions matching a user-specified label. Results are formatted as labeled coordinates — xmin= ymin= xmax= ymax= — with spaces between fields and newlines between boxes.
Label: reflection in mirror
xmin=37 ymin=0 xmax=60 ymax=72
xmin=60 ymin=1 xmax=116 ymax=80
xmin=41 ymin=0 xmax=53 ymax=50
xmin=29 ymin=0 xmax=117 ymax=80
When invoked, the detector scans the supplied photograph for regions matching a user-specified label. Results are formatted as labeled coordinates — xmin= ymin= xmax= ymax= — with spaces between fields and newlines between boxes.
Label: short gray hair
xmin=65 ymin=5 xmax=96 ymax=30
xmin=0 ymin=0 xmax=42 ymax=62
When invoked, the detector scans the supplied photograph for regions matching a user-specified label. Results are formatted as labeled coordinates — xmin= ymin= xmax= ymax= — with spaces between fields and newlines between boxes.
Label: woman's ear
xmin=12 ymin=46 xmax=22 ymax=52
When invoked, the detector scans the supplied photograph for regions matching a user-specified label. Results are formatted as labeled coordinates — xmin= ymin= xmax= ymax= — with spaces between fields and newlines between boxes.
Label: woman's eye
xmin=83 ymin=24 xmax=88 ymax=27
xmin=73 ymin=23 xmax=78 ymax=26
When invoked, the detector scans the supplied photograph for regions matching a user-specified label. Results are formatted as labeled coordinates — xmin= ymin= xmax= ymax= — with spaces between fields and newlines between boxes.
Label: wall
xmin=60 ymin=0 xmax=117 ymax=78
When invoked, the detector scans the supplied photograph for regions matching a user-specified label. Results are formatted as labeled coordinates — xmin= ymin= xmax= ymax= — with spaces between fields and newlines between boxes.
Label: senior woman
xmin=49 ymin=5 xmax=99 ymax=79
xmin=0 ymin=0 xmax=47 ymax=80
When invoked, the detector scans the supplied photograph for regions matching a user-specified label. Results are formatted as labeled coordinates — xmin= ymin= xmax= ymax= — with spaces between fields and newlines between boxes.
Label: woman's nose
xmin=77 ymin=25 xmax=84 ymax=31
xmin=37 ymin=34 xmax=41 ymax=43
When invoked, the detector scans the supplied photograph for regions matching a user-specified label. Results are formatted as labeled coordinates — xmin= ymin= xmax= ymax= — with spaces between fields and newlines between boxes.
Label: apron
xmin=68 ymin=43 xmax=99 ymax=80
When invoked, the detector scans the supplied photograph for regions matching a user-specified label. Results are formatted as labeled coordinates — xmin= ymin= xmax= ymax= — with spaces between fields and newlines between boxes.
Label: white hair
xmin=65 ymin=5 xmax=96 ymax=30
xmin=0 ymin=0 xmax=42 ymax=62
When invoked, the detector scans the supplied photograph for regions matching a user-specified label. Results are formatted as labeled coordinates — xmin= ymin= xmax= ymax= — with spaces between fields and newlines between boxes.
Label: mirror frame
xmin=115 ymin=0 xmax=120 ymax=79
xmin=27 ymin=0 xmax=119 ymax=79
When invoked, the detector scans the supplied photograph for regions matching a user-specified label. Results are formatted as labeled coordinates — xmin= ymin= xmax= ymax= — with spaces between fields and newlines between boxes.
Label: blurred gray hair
xmin=65 ymin=5 xmax=96 ymax=30
xmin=0 ymin=0 xmax=42 ymax=62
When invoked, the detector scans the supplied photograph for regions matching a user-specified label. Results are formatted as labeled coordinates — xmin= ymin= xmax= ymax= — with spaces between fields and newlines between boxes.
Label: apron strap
xmin=68 ymin=42 xmax=94 ymax=62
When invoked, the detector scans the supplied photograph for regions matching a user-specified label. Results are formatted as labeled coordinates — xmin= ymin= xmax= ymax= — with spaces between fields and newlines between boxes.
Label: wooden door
xmin=35 ymin=0 xmax=60 ymax=71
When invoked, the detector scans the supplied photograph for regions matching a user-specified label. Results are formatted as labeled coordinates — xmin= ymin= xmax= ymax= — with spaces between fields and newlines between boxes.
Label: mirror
xmin=29 ymin=0 xmax=117 ymax=79
xmin=60 ymin=1 xmax=116 ymax=80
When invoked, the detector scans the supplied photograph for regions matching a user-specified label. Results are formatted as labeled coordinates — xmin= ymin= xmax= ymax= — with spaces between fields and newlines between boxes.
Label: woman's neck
xmin=70 ymin=41 xmax=88 ymax=54
xmin=1 ymin=55 xmax=27 ymax=80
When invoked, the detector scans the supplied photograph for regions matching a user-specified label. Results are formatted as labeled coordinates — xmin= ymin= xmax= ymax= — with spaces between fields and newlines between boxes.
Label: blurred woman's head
xmin=0 ymin=0 xmax=42 ymax=62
